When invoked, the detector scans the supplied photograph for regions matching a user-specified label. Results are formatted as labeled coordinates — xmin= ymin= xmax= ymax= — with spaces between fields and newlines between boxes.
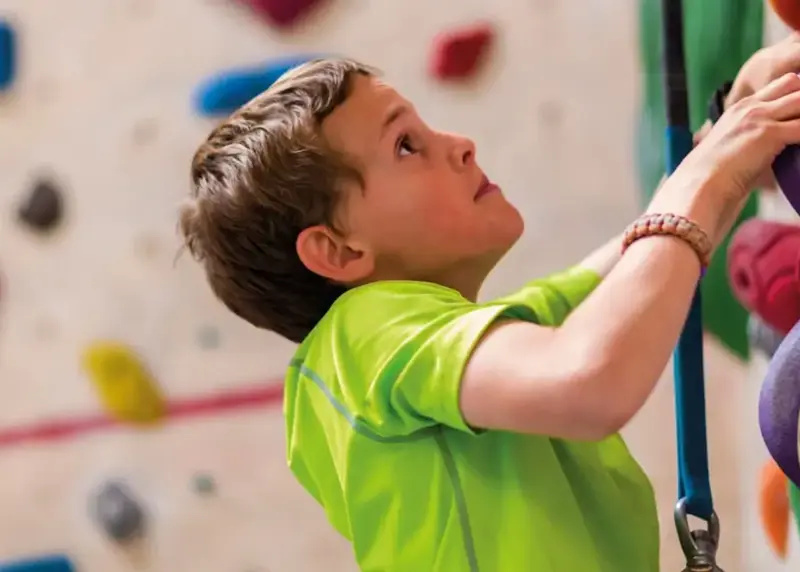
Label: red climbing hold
xmin=728 ymin=219 xmax=800 ymax=336
xmin=429 ymin=22 xmax=495 ymax=81
xmin=237 ymin=0 xmax=326 ymax=29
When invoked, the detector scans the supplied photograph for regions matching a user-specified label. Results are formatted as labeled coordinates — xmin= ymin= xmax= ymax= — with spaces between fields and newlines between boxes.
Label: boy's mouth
xmin=475 ymin=176 xmax=500 ymax=200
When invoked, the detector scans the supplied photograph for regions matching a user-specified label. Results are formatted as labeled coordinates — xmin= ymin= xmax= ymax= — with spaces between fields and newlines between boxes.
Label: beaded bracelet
xmin=621 ymin=213 xmax=712 ymax=272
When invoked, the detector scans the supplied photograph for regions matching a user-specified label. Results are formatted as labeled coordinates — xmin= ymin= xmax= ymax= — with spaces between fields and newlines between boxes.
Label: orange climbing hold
xmin=759 ymin=458 xmax=790 ymax=560
xmin=429 ymin=22 xmax=495 ymax=81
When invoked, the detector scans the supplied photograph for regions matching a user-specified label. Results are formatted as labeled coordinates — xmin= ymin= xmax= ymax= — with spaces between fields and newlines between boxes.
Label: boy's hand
xmin=725 ymin=34 xmax=800 ymax=192
xmin=661 ymin=73 xmax=800 ymax=244
xmin=694 ymin=35 xmax=800 ymax=141
xmin=728 ymin=34 xmax=800 ymax=107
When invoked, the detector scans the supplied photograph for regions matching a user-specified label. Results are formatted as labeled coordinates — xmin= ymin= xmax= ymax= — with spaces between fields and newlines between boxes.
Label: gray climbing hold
xmin=197 ymin=325 xmax=220 ymax=349
xmin=192 ymin=473 xmax=216 ymax=495
xmin=89 ymin=480 xmax=146 ymax=542
xmin=747 ymin=314 xmax=785 ymax=359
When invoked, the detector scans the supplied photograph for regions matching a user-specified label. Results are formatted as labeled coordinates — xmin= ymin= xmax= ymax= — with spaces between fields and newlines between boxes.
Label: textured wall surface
xmin=0 ymin=1 xmax=750 ymax=570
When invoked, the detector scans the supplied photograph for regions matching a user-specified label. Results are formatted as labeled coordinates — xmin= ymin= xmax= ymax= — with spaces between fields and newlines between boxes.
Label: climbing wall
xmin=0 ymin=0 xmax=748 ymax=571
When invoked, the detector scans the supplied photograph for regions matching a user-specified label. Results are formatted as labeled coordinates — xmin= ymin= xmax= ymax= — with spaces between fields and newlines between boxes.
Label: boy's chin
xmin=497 ymin=210 xmax=525 ymax=244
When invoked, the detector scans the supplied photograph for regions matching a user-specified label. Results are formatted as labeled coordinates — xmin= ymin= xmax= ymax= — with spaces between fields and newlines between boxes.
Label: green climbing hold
xmin=790 ymin=481 xmax=800 ymax=541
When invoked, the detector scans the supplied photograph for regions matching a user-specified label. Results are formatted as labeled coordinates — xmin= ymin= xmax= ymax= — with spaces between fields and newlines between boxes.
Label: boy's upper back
xmin=284 ymin=269 xmax=659 ymax=571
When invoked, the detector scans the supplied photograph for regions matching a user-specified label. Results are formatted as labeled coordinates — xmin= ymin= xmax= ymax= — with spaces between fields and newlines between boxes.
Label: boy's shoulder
xmin=286 ymin=280 xmax=519 ymax=438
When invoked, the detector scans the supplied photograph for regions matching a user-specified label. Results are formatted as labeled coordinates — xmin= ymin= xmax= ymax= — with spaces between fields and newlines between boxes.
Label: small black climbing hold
xmin=17 ymin=177 xmax=64 ymax=232
xmin=89 ymin=480 xmax=147 ymax=542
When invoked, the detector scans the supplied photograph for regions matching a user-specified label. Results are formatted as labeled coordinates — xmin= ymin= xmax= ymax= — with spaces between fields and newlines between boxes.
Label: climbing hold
xmin=197 ymin=325 xmax=220 ymax=349
xmin=429 ymin=22 xmax=495 ymax=81
xmin=81 ymin=341 xmax=166 ymax=425
xmin=236 ymin=0 xmax=327 ymax=28
xmin=89 ymin=480 xmax=146 ymax=542
xmin=0 ymin=19 xmax=16 ymax=92
xmin=790 ymin=481 xmax=800 ymax=543
xmin=192 ymin=55 xmax=316 ymax=117
xmin=760 ymin=320 xmax=800 ymax=488
xmin=769 ymin=0 xmax=800 ymax=33
xmin=0 ymin=554 xmax=76 ymax=572
xmin=191 ymin=472 xmax=216 ymax=495
xmin=131 ymin=118 xmax=158 ymax=146
xmin=17 ymin=177 xmax=64 ymax=233
xmin=748 ymin=314 xmax=786 ymax=359
xmin=773 ymin=142 xmax=800 ymax=215
xmin=727 ymin=218 xmax=800 ymax=336
xmin=759 ymin=458 xmax=790 ymax=559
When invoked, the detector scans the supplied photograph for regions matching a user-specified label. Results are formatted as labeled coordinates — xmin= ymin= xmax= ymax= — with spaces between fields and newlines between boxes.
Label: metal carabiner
xmin=674 ymin=497 xmax=724 ymax=572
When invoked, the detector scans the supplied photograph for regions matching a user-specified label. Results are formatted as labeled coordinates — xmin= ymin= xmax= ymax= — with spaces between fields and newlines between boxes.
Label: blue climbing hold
xmin=0 ymin=554 xmax=76 ymax=572
xmin=192 ymin=55 xmax=319 ymax=117
xmin=0 ymin=19 xmax=16 ymax=92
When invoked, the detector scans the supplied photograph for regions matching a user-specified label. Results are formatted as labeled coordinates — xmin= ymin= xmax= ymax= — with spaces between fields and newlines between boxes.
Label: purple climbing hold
xmin=759 ymin=319 xmax=800 ymax=488
xmin=773 ymin=143 xmax=800 ymax=215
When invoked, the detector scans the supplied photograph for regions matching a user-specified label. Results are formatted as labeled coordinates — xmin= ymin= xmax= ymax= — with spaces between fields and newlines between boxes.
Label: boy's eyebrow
xmin=379 ymin=105 xmax=409 ymax=139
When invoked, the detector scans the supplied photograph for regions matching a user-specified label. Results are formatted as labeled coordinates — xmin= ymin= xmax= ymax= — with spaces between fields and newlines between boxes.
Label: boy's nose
xmin=728 ymin=218 xmax=800 ymax=335
xmin=448 ymin=134 xmax=476 ymax=170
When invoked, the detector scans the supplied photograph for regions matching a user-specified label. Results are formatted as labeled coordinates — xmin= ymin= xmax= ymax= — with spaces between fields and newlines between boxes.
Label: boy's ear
xmin=296 ymin=225 xmax=374 ymax=284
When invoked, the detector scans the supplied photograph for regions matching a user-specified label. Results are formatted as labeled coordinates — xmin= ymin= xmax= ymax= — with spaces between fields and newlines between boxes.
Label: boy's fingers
xmin=776 ymin=117 xmax=800 ymax=146
xmin=754 ymin=73 xmax=800 ymax=103
xmin=768 ymin=90 xmax=800 ymax=122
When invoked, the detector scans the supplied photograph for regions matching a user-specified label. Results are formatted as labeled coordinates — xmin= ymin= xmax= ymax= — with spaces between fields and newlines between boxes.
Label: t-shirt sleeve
xmin=494 ymin=265 xmax=602 ymax=326
xmin=303 ymin=282 xmax=528 ymax=438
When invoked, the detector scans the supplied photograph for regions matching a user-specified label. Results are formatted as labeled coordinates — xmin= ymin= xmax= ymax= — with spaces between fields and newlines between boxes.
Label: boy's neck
xmin=363 ymin=262 xmax=492 ymax=302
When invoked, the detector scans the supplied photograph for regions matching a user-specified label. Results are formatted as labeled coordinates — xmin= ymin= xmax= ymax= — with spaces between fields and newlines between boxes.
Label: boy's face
xmin=311 ymin=75 xmax=524 ymax=295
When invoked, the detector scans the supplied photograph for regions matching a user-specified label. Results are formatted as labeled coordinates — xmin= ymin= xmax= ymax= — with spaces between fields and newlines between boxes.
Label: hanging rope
xmin=659 ymin=0 xmax=722 ymax=569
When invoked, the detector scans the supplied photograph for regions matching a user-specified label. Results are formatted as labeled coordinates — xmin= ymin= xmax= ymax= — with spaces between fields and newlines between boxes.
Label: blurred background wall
xmin=0 ymin=1 xmax=796 ymax=570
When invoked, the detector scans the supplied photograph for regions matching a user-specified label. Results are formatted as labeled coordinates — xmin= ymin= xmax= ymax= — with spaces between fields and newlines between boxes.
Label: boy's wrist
xmin=646 ymin=170 xmax=734 ymax=247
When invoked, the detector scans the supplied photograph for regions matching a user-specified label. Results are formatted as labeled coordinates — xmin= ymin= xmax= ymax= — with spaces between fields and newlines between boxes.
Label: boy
xmin=179 ymin=37 xmax=800 ymax=571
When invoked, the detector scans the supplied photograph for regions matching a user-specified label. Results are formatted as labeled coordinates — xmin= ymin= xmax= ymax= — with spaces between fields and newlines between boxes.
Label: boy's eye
xmin=396 ymin=134 xmax=416 ymax=157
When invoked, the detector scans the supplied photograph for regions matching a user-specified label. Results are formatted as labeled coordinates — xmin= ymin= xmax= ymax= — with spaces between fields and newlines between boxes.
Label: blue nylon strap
xmin=665 ymin=125 xmax=714 ymax=520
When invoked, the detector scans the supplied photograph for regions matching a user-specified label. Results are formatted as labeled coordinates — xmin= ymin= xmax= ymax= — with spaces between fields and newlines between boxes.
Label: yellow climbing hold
xmin=81 ymin=341 xmax=166 ymax=425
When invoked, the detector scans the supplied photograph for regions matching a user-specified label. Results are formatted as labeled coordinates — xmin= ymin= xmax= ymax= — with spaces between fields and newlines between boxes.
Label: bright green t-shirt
xmin=284 ymin=267 xmax=659 ymax=571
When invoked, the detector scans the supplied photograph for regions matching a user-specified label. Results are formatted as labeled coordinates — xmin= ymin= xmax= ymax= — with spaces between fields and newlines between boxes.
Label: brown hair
xmin=179 ymin=58 xmax=375 ymax=343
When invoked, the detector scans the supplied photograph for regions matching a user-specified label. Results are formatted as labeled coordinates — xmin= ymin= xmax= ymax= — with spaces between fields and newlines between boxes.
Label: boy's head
xmin=180 ymin=58 xmax=524 ymax=342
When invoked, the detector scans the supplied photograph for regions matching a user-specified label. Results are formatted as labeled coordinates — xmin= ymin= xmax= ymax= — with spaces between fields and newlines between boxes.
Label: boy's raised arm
xmin=459 ymin=72 xmax=800 ymax=440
